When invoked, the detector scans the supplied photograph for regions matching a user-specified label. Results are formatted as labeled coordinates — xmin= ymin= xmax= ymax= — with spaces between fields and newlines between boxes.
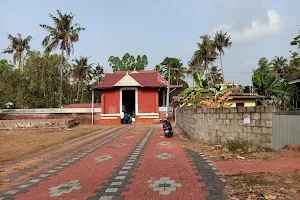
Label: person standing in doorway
xmin=121 ymin=110 xmax=124 ymax=124
xmin=124 ymin=112 xmax=129 ymax=124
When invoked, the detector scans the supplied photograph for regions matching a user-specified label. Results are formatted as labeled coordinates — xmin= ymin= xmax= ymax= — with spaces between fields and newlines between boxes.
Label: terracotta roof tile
xmin=92 ymin=70 xmax=167 ymax=89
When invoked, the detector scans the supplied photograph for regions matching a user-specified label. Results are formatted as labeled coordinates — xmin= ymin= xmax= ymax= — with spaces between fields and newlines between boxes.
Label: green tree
xmin=2 ymin=33 xmax=32 ymax=70
xmin=290 ymin=30 xmax=300 ymax=48
xmin=22 ymin=51 xmax=69 ymax=108
xmin=40 ymin=10 xmax=85 ymax=107
xmin=154 ymin=64 xmax=161 ymax=73
xmin=252 ymin=57 xmax=293 ymax=107
xmin=108 ymin=53 xmax=148 ymax=71
xmin=270 ymin=56 xmax=288 ymax=78
xmin=193 ymin=34 xmax=218 ymax=88
xmin=0 ymin=60 xmax=15 ymax=108
xmin=187 ymin=58 xmax=205 ymax=87
xmin=208 ymin=66 xmax=223 ymax=86
xmin=93 ymin=64 xmax=104 ymax=83
xmin=159 ymin=57 xmax=187 ymax=85
xmin=214 ymin=30 xmax=232 ymax=82
xmin=72 ymin=56 xmax=93 ymax=103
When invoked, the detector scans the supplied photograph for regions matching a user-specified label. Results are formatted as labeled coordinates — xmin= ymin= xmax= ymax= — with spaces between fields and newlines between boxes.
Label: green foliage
xmin=213 ymin=30 xmax=232 ymax=82
xmin=108 ymin=53 xmax=148 ymax=71
xmin=40 ymin=10 xmax=85 ymax=107
xmin=192 ymin=34 xmax=219 ymax=88
xmin=40 ymin=10 xmax=85 ymax=56
xmin=2 ymin=33 xmax=32 ymax=70
xmin=158 ymin=57 xmax=187 ymax=85
xmin=72 ymin=56 xmax=93 ymax=103
xmin=93 ymin=64 xmax=104 ymax=83
xmin=208 ymin=66 xmax=223 ymax=86
xmin=227 ymin=138 xmax=249 ymax=152
xmin=251 ymin=56 xmax=298 ymax=109
xmin=0 ymin=51 xmax=97 ymax=108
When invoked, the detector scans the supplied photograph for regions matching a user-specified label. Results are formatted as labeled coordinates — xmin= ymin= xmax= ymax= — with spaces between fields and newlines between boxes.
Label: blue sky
xmin=1 ymin=0 xmax=299 ymax=85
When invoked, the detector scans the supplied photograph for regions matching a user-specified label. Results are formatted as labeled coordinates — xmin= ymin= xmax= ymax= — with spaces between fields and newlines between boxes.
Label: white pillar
xmin=91 ymin=89 xmax=94 ymax=124
xmin=166 ymin=66 xmax=170 ymax=117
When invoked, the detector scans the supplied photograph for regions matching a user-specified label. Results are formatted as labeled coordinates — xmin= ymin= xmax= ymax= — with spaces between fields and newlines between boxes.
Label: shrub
xmin=227 ymin=138 xmax=248 ymax=152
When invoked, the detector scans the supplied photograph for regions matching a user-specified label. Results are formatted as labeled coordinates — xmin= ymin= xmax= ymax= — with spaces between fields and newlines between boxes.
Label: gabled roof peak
xmin=114 ymin=73 xmax=141 ymax=87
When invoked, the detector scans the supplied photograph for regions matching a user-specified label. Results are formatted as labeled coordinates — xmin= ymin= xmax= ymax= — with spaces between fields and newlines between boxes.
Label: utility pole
xmin=166 ymin=65 xmax=171 ymax=117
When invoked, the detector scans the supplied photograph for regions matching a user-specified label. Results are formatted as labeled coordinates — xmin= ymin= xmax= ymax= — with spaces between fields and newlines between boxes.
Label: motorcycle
xmin=162 ymin=119 xmax=173 ymax=138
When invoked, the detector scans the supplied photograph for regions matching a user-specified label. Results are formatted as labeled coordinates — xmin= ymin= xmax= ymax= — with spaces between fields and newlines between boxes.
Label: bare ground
xmin=0 ymin=124 xmax=109 ymax=164
xmin=225 ymin=171 xmax=300 ymax=200
xmin=182 ymin=140 xmax=300 ymax=162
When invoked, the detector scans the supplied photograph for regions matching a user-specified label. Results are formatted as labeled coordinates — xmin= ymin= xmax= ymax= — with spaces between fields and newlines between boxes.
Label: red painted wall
xmin=101 ymin=88 xmax=120 ymax=114
xmin=138 ymin=88 xmax=158 ymax=113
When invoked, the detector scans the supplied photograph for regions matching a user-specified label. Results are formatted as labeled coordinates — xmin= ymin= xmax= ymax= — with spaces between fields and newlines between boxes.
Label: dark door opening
xmin=122 ymin=90 xmax=135 ymax=115
xmin=236 ymin=102 xmax=245 ymax=107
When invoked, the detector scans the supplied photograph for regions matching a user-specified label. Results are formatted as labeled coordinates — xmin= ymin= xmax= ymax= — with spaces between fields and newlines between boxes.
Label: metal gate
xmin=272 ymin=111 xmax=300 ymax=150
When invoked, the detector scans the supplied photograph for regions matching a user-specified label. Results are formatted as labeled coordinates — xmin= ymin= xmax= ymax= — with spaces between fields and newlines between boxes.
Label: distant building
xmin=227 ymin=94 xmax=266 ymax=107
xmin=172 ymin=93 xmax=266 ymax=108
xmin=92 ymin=70 xmax=169 ymax=124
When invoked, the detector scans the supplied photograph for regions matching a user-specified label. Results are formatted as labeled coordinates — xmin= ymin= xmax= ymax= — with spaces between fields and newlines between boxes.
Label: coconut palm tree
xmin=270 ymin=56 xmax=288 ymax=78
xmin=93 ymin=64 xmax=104 ymax=83
xmin=2 ymin=33 xmax=32 ymax=70
xmin=40 ymin=10 xmax=85 ymax=107
xmin=214 ymin=30 xmax=232 ymax=83
xmin=208 ymin=66 xmax=223 ymax=87
xmin=193 ymin=34 xmax=218 ymax=88
xmin=154 ymin=64 xmax=161 ymax=72
xmin=72 ymin=56 xmax=93 ymax=103
xmin=159 ymin=57 xmax=186 ymax=85
xmin=187 ymin=59 xmax=202 ymax=87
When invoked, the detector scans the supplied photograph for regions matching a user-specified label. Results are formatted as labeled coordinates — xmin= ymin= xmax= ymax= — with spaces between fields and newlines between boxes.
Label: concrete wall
xmin=0 ymin=108 xmax=101 ymax=114
xmin=0 ymin=119 xmax=75 ymax=129
xmin=176 ymin=105 xmax=277 ymax=149
xmin=0 ymin=111 xmax=100 ymax=124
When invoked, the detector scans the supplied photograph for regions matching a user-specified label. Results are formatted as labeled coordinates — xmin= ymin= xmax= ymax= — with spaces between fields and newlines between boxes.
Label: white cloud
xmin=212 ymin=10 xmax=283 ymax=45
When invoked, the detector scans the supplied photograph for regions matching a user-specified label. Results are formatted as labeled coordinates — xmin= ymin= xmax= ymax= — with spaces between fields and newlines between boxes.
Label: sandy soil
xmin=0 ymin=124 xmax=106 ymax=163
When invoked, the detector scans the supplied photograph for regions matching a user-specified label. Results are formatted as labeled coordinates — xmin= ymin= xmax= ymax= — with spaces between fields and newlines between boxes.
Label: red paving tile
xmin=124 ymin=128 xmax=209 ymax=200
xmin=14 ymin=127 xmax=149 ymax=200
xmin=2 ymin=127 xmax=225 ymax=200
xmin=0 ymin=126 xmax=122 ymax=191
xmin=214 ymin=157 xmax=300 ymax=175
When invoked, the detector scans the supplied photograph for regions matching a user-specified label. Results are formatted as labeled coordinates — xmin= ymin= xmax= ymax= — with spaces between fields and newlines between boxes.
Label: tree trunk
xmin=80 ymin=79 xmax=84 ymax=103
xmin=76 ymin=80 xmax=80 ymax=100
xmin=205 ymin=56 xmax=211 ymax=89
xmin=18 ymin=54 xmax=22 ymax=71
xmin=59 ymin=49 xmax=64 ymax=107
xmin=220 ymin=52 xmax=225 ymax=83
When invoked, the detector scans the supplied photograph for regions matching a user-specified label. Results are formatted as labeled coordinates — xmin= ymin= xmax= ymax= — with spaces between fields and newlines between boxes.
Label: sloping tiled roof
xmin=92 ymin=70 xmax=167 ymax=89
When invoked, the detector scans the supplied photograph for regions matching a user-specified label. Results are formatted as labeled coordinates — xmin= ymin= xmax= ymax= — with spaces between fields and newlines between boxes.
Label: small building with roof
xmin=92 ymin=70 xmax=169 ymax=124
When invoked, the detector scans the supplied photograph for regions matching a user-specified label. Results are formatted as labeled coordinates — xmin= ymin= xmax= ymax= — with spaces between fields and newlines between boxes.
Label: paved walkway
xmin=214 ymin=157 xmax=300 ymax=175
xmin=0 ymin=126 xmax=226 ymax=200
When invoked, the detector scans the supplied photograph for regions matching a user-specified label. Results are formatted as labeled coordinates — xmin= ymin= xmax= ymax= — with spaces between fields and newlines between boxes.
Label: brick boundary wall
xmin=176 ymin=106 xmax=278 ymax=149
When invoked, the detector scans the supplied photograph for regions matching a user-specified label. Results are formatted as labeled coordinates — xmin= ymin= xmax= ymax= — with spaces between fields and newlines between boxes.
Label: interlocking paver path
xmin=0 ymin=126 xmax=226 ymax=200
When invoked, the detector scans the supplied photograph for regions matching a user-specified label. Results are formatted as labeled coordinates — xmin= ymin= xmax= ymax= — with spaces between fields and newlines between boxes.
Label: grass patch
xmin=227 ymin=137 xmax=249 ymax=152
